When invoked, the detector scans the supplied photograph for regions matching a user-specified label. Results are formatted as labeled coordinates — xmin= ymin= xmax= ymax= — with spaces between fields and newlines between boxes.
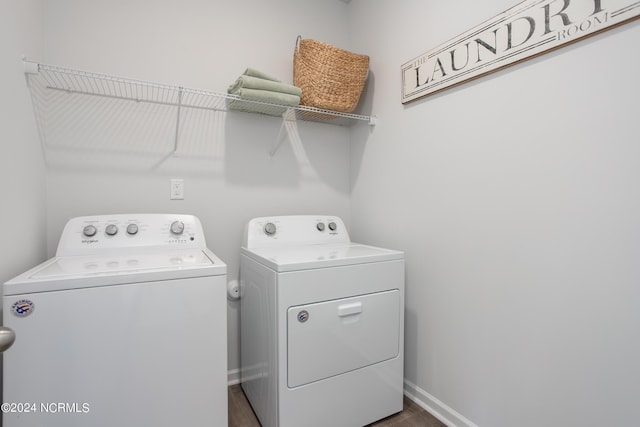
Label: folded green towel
xmin=227 ymin=100 xmax=289 ymax=117
xmin=228 ymin=75 xmax=302 ymax=97
xmin=226 ymin=68 xmax=301 ymax=116
xmin=242 ymin=67 xmax=281 ymax=82
xmin=228 ymin=88 xmax=301 ymax=117
xmin=229 ymin=87 xmax=300 ymax=106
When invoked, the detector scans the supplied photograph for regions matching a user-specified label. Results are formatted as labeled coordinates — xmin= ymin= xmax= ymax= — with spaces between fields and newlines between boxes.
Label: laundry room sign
xmin=401 ymin=0 xmax=640 ymax=103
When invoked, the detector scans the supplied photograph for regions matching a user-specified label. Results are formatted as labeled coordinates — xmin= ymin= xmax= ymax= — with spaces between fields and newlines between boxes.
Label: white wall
xmin=349 ymin=1 xmax=640 ymax=426
xmin=0 ymin=1 xmax=45 ymax=288
xmin=39 ymin=0 xmax=353 ymax=376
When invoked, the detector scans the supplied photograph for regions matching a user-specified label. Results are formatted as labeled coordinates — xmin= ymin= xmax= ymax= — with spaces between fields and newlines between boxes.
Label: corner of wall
xmin=404 ymin=379 xmax=479 ymax=427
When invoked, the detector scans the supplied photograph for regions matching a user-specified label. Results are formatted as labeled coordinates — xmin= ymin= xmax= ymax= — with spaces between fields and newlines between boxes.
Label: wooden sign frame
xmin=401 ymin=0 xmax=640 ymax=103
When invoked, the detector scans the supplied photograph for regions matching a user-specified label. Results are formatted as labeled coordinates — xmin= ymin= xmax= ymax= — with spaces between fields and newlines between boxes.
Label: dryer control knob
xmin=264 ymin=222 xmax=277 ymax=236
xmin=126 ymin=224 xmax=139 ymax=235
xmin=105 ymin=224 xmax=118 ymax=236
xmin=316 ymin=222 xmax=325 ymax=231
xmin=170 ymin=221 xmax=185 ymax=235
xmin=328 ymin=222 xmax=337 ymax=231
xmin=83 ymin=225 xmax=97 ymax=237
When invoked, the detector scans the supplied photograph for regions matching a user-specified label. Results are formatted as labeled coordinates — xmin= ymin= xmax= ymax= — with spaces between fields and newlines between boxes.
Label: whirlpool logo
xmin=11 ymin=299 xmax=35 ymax=317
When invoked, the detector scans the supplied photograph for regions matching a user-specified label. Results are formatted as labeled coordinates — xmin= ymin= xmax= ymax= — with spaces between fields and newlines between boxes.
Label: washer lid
xmin=4 ymin=248 xmax=226 ymax=295
xmin=241 ymin=243 xmax=404 ymax=272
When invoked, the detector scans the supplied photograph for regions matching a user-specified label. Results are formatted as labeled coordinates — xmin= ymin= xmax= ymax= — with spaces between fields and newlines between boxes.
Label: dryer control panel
xmin=243 ymin=215 xmax=350 ymax=249
xmin=56 ymin=214 xmax=207 ymax=256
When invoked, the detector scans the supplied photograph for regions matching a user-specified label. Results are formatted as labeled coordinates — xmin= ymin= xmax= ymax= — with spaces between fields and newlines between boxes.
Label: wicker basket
xmin=293 ymin=36 xmax=369 ymax=113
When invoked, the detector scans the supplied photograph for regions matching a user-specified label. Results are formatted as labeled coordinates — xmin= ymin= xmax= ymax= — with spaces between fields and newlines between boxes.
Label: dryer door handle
xmin=338 ymin=302 xmax=362 ymax=317
xmin=0 ymin=327 xmax=16 ymax=353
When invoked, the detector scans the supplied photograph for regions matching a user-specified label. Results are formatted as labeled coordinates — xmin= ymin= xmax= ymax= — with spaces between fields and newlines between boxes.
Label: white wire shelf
xmin=25 ymin=62 xmax=376 ymax=127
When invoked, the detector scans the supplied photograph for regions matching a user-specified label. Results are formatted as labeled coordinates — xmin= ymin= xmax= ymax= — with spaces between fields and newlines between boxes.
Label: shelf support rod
xmin=270 ymin=118 xmax=288 ymax=157
xmin=172 ymin=87 xmax=183 ymax=155
xmin=270 ymin=108 xmax=296 ymax=157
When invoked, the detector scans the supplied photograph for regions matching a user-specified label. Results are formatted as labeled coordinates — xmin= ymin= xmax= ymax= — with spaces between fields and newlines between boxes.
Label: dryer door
xmin=287 ymin=289 xmax=400 ymax=388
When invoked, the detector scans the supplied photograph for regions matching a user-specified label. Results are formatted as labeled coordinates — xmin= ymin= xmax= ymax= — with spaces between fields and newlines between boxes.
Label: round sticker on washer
xmin=11 ymin=299 xmax=35 ymax=317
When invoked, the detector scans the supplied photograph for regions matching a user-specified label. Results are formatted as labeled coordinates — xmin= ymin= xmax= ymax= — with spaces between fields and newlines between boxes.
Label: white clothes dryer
xmin=240 ymin=215 xmax=405 ymax=427
xmin=3 ymin=214 xmax=227 ymax=427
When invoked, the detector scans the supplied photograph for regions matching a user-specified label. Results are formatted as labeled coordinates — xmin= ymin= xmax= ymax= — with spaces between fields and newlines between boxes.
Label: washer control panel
xmin=244 ymin=215 xmax=349 ymax=249
xmin=57 ymin=214 xmax=207 ymax=256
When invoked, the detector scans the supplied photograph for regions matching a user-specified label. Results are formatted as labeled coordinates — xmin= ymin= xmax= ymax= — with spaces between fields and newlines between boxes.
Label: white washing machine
xmin=2 ymin=214 xmax=228 ymax=427
xmin=240 ymin=215 xmax=405 ymax=427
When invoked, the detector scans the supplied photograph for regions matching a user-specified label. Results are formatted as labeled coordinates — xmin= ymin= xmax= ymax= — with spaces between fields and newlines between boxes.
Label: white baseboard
xmin=403 ymin=379 xmax=479 ymax=427
xmin=227 ymin=368 xmax=241 ymax=386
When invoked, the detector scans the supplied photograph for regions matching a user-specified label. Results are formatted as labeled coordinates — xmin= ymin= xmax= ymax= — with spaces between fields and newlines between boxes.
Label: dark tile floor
xmin=228 ymin=384 xmax=446 ymax=427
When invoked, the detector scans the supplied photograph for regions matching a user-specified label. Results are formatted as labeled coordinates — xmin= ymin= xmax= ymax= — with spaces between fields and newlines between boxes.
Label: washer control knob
xmin=264 ymin=222 xmax=277 ymax=236
xmin=82 ymin=225 xmax=97 ymax=237
xmin=126 ymin=224 xmax=139 ymax=235
xmin=105 ymin=224 xmax=118 ymax=236
xmin=328 ymin=222 xmax=337 ymax=231
xmin=316 ymin=222 xmax=325 ymax=231
xmin=170 ymin=221 xmax=185 ymax=235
